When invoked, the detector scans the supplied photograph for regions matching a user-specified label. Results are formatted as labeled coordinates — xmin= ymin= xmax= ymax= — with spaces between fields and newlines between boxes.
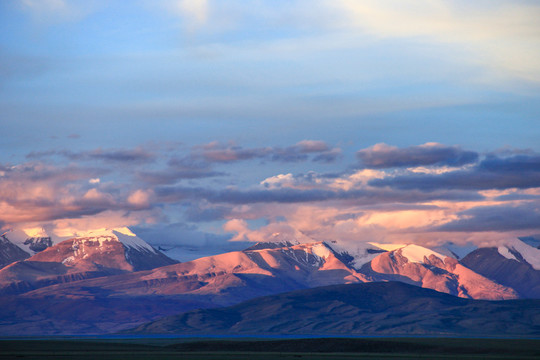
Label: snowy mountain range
xmin=0 ymin=227 xmax=539 ymax=335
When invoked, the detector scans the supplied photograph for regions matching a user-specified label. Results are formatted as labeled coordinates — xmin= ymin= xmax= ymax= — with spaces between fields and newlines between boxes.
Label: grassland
xmin=0 ymin=337 xmax=538 ymax=360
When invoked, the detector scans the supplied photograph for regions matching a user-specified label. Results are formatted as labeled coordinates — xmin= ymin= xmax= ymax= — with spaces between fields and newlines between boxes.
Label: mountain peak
xmin=65 ymin=227 xmax=158 ymax=254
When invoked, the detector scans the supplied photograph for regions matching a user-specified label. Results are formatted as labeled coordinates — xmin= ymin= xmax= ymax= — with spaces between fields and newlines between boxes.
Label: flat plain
xmin=0 ymin=337 xmax=539 ymax=360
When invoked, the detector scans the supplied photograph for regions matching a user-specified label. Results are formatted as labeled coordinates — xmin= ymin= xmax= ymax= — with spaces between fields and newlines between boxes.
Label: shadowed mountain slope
xmin=462 ymin=247 xmax=540 ymax=298
xmin=131 ymin=281 xmax=540 ymax=336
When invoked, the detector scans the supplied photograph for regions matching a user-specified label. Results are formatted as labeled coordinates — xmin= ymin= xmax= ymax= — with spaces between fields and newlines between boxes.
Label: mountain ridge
xmin=1 ymin=231 xmax=540 ymax=335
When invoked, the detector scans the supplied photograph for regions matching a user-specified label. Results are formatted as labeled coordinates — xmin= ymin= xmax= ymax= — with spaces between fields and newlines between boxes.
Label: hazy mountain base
xmin=0 ymin=294 xmax=221 ymax=335
xmin=131 ymin=282 xmax=540 ymax=337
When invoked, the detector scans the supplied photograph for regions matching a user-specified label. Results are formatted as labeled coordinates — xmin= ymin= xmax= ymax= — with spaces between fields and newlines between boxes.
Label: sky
xmin=1 ymin=0 xmax=540 ymax=259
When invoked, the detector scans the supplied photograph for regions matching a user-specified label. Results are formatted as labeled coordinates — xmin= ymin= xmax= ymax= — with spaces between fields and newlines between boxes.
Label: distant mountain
xmin=1 ymin=237 xmax=540 ymax=335
xmin=0 ymin=228 xmax=177 ymax=294
xmin=361 ymin=244 xmax=517 ymax=300
xmin=461 ymin=238 xmax=540 ymax=298
xmin=19 ymin=241 xmax=367 ymax=300
xmin=0 ymin=241 xmax=368 ymax=335
xmin=130 ymin=281 xmax=540 ymax=336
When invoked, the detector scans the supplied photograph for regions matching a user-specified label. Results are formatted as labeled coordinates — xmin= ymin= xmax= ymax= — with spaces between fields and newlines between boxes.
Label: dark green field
xmin=0 ymin=337 xmax=539 ymax=360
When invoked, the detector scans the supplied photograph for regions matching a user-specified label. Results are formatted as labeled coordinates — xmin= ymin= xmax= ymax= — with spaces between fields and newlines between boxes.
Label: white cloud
xmin=154 ymin=0 xmax=540 ymax=84
xmin=178 ymin=0 xmax=208 ymax=29
xmin=52 ymin=210 xmax=158 ymax=237
xmin=155 ymin=0 xmax=209 ymax=31
xmin=127 ymin=189 xmax=153 ymax=208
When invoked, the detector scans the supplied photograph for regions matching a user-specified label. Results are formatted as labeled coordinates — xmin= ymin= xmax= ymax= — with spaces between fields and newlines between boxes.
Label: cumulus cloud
xmin=127 ymin=189 xmax=153 ymax=208
xmin=223 ymin=218 xmax=312 ymax=243
xmin=0 ymin=160 xmax=152 ymax=228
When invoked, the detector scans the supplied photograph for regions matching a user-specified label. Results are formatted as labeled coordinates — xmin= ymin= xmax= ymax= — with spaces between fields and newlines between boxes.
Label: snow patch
xmin=311 ymin=243 xmax=332 ymax=259
xmin=113 ymin=229 xmax=157 ymax=253
xmin=62 ymin=256 xmax=75 ymax=265
xmin=327 ymin=240 xmax=386 ymax=269
xmin=399 ymin=244 xmax=447 ymax=264
xmin=499 ymin=238 xmax=540 ymax=270
xmin=369 ymin=242 xmax=407 ymax=251
xmin=497 ymin=246 xmax=517 ymax=261
xmin=431 ymin=242 xmax=477 ymax=260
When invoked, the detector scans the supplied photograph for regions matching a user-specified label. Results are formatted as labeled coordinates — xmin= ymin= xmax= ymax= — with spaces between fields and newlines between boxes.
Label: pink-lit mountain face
xmin=0 ymin=228 xmax=177 ymax=294
xmin=0 ymin=230 xmax=540 ymax=335
xmin=363 ymin=244 xmax=518 ymax=300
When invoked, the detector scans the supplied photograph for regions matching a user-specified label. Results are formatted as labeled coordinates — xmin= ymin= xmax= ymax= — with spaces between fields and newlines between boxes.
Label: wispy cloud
xmin=27 ymin=147 xmax=156 ymax=163
xmin=370 ymin=153 xmax=540 ymax=191
xmin=328 ymin=0 xmax=540 ymax=82
xmin=357 ymin=142 xmax=478 ymax=168
xmin=193 ymin=140 xmax=340 ymax=164
xmin=17 ymin=0 xmax=102 ymax=25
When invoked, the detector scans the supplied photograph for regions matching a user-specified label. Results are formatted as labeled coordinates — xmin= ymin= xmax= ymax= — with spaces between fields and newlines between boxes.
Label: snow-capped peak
xmin=71 ymin=228 xmax=157 ymax=253
xmin=498 ymin=238 xmax=540 ymax=270
xmin=398 ymin=244 xmax=447 ymax=264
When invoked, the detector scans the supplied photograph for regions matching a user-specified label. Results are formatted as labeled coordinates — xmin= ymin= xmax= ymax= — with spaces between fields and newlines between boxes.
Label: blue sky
xmin=1 ymin=0 xmax=540 ymax=258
